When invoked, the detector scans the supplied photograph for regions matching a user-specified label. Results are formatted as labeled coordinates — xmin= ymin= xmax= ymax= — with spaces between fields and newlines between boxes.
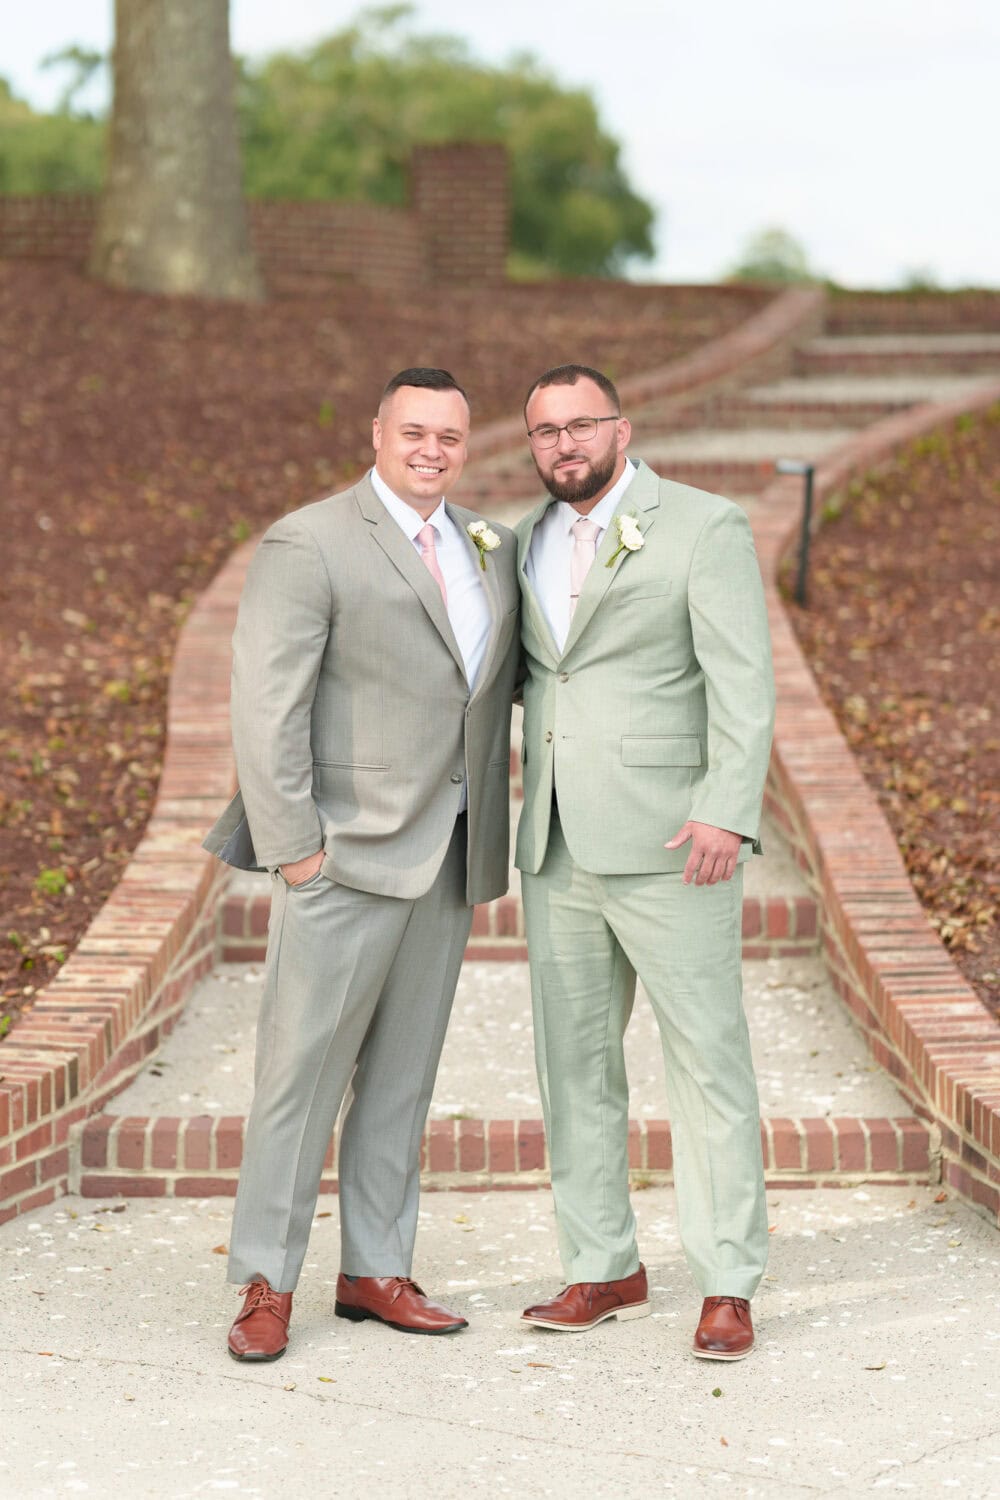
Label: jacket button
xmin=544 ymin=731 xmax=553 ymax=743
xmin=450 ymin=772 xmax=463 ymax=784
xmin=559 ymin=672 xmax=569 ymax=683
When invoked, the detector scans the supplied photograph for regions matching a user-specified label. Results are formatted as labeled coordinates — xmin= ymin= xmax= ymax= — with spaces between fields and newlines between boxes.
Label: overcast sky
xmin=4 ymin=0 xmax=997 ymax=287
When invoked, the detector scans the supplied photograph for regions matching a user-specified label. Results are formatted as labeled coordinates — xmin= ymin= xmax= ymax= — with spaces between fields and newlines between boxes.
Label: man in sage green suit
xmin=204 ymin=369 xmax=520 ymax=1358
xmin=515 ymin=365 xmax=774 ymax=1360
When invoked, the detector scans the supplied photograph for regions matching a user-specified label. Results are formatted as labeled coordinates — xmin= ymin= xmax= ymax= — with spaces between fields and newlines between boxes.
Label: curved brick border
xmin=0 ymin=288 xmax=821 ymax=1224
xmin=0 ymin=543 xmax=255 ymax=1225
xmin=755 ymin=381 xmax=1000 ymax=1225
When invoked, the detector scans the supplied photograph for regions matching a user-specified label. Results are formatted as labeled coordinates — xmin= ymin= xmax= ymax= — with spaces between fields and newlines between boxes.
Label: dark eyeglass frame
xmin=526 ymin=415 xmax=620 ymax=449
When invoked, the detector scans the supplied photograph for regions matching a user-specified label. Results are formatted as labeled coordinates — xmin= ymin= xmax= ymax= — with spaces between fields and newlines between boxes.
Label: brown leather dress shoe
xmin=334 ymin=1275 xmax=468 ymax=1335
xmin=692 ymin=1296 xmax=754 ymax=1360
xmin=521 ymin=1265 xmax=650 ymax=1331
xmin=227 ymin=1278 xmax=293 ymax=1362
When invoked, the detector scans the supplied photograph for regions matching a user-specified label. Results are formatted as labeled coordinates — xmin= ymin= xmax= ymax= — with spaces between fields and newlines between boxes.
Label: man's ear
xmin=617 ymin=417 xmax=632 ymax=452
xmin=372 ymin=417 xmax=382 ymax=452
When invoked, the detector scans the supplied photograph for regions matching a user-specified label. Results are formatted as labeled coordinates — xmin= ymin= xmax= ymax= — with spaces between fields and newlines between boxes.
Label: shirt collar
xmin=557 ymin=457 xmax=637 ymax=536
xmin=370 ymin=467 xmax=447 ymax=541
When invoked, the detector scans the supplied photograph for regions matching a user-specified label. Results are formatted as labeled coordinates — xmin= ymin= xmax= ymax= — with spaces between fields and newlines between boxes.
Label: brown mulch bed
xmin=787 ymin=405 xmax=1000 ymax=1019
xmin=0 ymin=260 xmax=766 ymax=1035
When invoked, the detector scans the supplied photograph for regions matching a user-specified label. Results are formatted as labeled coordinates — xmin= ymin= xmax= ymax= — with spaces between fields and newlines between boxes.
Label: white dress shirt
xmin=525 ymin=459 xmax=638 ymax=653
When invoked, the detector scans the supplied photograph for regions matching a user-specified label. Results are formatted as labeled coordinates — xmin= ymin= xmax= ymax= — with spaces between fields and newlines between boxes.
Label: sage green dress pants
xmin=522 ymin=815 xmax=768 ymax=1297
xmin=227 ymin=819 xmax=471 ymax=1293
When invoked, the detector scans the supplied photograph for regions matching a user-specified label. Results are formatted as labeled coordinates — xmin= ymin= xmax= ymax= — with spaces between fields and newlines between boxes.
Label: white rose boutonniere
xmin=467 ymin=520 xmax=502 ymax=571
xmin=606 ymin=513 xmax=644 ymax=568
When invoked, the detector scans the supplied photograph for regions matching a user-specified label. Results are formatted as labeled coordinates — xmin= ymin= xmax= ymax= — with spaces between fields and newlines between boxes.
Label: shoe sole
xmin=334 ymin=1301 xmax=467 ymax=1335
xmin=227 ymin=1344 xmax=287 ymax=1361
xmin=521 ymin=1300 xmax=651 ymax=1332
xmin=691 ymin=1343 xmax=754 ymax=1361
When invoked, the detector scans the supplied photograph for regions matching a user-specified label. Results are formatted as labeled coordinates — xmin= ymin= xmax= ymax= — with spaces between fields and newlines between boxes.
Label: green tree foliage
xmin=0 ymin=78 xmax=103 ymax=193
xmin=238 ymin=5 xmax=655 ymax=277
xmin=728 ymin=226 xmax=817 ymax=285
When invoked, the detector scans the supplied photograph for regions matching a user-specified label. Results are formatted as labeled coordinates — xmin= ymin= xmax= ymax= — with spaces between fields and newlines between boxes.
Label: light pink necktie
xmin=417 ymin=523 xmax=448 ymax=606
xmin=569 ymin=516 xmax=600 ymax=618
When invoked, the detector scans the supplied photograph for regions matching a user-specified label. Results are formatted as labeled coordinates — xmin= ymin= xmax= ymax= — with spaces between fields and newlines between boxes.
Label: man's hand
xmin=279 ymin=850 xmax=325 ymax=886
xmin=665 ymin=821 xmax=742 ymax=886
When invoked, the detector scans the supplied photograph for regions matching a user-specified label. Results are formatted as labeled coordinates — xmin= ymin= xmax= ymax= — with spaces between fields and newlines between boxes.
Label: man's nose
xmin=555 ymin=425 xmax=578 ymax=452
xmin=420 ymin=432 xmax=443 ymax=457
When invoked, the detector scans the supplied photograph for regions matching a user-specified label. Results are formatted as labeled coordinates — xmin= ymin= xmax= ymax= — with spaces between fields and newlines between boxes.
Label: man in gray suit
xmin=204 ymin=368 xmax=520 ymax=1358
xmin=515 ymin=365 xmax=774 ymax=1360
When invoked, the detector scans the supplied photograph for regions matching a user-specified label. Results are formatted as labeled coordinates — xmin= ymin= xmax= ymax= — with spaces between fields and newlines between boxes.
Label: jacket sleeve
xmin=229 ymin=516 xmax=332 ymax=867
xmin=686 ymin=504 xmax=775 ymax=841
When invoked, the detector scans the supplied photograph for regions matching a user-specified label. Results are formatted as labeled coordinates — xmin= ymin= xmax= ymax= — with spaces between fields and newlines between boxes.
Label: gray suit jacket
xmin=515 ymin=459 xmax=775 ymax=876
xmin=204 ymin=473 xmax=520 ymax=906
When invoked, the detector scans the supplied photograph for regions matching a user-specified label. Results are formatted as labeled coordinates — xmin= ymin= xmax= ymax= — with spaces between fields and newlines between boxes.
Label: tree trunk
xmin=89 ymin=0 xmax=261 ymax=299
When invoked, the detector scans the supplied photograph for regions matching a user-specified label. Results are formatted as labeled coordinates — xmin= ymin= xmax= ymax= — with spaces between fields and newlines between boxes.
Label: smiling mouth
xmin=410 ymin=464 xmax=444 ymax=475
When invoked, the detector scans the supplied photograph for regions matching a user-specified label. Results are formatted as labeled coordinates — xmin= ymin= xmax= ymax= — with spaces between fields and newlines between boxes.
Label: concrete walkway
xmin=3 ymin=1184 xmax=998 ymax=1499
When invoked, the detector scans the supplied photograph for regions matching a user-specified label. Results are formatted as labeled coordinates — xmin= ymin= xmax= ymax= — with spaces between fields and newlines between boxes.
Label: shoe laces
xmin=704 ymin=1295 xmax=750 ymax=1320
xmin=239 ymin=1279 xmax=283 ymax=1314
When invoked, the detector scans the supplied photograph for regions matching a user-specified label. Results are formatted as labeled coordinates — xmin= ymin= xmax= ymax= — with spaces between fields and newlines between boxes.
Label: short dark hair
xmin=523 ymin=364 xmax=621 ymax=417
xmin=380 ymin=367 xmax=470 ymax=408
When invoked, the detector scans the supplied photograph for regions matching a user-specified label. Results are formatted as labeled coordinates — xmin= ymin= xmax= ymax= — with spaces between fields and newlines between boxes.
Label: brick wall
xmin=410 ymin=143 xmax=508 ymax=285
xmin=0 ymin=195 xmax=98 ymax=263
xmin=0 ymin=145 xmax=510 ymax=292
xmin=828 ymin=289 xmax=1000 ymax=334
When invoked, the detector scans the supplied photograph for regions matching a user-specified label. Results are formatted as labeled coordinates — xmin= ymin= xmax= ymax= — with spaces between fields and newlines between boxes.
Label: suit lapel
xmin=516 ymin=499 xmax=561 ymax=667
xmin=354 ymin=474 xmax=466 ymax=678
xmin=560 ymin=460 xmax=660 ymax=657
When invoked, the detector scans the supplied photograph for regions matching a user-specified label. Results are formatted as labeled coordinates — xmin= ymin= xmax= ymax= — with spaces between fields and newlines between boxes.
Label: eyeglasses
xmin=526 ymin=415 xmax=620 ymax=449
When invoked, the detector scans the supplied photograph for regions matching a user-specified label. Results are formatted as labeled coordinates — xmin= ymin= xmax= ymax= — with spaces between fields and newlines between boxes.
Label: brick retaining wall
xmin=0 ymin=144 xmax=509 ymax=292
xmin=756 ymin=384 xmax=1000 ymax=1224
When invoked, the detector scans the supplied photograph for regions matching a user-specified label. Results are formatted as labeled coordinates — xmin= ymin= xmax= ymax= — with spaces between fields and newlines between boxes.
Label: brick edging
xmin=753 ymin=381 xmax=1000 ymax=1225
xmin=73 ymin=1112 xmax=935 ymax=1198
xmin=218 ymin=888 xmax=820 ymax=965
xmin=0 ymin=546 xmax=257 ymax=1226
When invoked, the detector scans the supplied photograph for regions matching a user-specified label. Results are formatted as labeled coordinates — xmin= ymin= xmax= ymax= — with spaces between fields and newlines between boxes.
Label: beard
xmin=534 ymin=442 xmax=619 ymax=505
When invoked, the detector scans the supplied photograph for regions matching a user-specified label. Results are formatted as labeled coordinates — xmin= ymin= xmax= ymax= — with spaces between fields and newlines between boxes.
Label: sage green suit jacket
xmin=204 ymin=473 xmax=520 ymax=906
xmin=515 ymin=459 xmax=775 ymax=876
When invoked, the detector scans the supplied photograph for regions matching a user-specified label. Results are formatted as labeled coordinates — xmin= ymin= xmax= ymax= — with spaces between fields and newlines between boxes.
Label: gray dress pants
xmin=227 ymin=818 xmax=471 ymax=1292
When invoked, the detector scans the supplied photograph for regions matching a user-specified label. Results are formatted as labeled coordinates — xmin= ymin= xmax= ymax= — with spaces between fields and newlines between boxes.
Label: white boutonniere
xmin=606 ymin=513 xmax=644 ymax=567
xmin=467 ymin=520 xmax=502 ymax=571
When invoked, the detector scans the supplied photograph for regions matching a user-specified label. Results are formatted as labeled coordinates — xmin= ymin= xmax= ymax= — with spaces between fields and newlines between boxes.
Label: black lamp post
xmin=775 ymin=459 xmax=816 ymax=606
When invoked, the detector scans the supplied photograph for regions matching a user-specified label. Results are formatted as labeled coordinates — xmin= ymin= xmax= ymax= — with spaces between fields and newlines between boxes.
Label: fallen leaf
xmin=315 ymin=1212 xmax=332 ymax=1219
xmin=123 ymin=1394 xmax=135 ymax=1402
xmin=527 ymin=1362 xmax=552 ymax=1369
xmin=720 ymin=1436 xmax=729 ymax=1447
xmin=211 ymin=1244 xmax=228 ymax=1255
xmin=283 ymin=1383 xmax=297 ymax=1392
xmin=712 ymin=1387 xmax=723 ymax=1398
xmin=934 ymin=1191 xmax=948 ymax=1203
xmin=317 ymin=1376 xmax=336 ymax=1383
xmin=864 ymin=1363 xmax=887 ymax=1371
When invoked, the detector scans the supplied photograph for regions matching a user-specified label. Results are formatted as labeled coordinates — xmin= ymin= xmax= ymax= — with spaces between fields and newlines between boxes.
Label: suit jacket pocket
xmin=621 ymin=735 xmax=702 ymax=767
xmin=613 ymin=581 xmax=673 ymax=603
